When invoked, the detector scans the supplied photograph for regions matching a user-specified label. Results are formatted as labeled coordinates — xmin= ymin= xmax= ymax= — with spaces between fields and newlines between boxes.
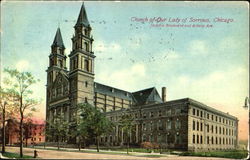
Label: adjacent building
xmin=45 ymin=3 xmax=238 ymax=151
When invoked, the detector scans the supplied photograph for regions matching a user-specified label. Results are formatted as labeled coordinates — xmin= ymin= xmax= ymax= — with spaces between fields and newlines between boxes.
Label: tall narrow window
xmin=84 ymin=59 xmax=89 ymax=71
xmin=193 ymin=120 xmax=195 ymax=130
xmin=85 ymin=42 xmax=89 ymax=51
xmin=193 ymin=135 xmax=195 ymax=144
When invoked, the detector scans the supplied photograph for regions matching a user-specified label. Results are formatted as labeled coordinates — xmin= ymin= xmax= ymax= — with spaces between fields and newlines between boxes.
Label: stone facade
xmin=103 ymin=98 xmax=238 ymax=151
xmin=46 ymin=3 xmax=238 ymax=151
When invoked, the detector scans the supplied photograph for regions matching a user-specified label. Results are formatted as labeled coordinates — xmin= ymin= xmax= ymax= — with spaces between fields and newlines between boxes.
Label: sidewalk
xmin=32 ymin=146 xmax=174 ymax=157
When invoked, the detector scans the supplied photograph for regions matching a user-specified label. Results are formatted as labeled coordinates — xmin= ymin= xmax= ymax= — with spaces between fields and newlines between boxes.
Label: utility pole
xmin=243 ymin=97 xmax=249 ymax=159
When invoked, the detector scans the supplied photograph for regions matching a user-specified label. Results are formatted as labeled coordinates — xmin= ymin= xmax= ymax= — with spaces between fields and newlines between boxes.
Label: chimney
xmin=162 ymin=87 xmax=166 ymax=102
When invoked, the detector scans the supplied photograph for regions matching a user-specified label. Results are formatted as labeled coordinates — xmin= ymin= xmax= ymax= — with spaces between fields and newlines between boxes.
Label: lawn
xmin=179 ymin=150 xmax=248 ymax=159
xmin=2 ymin=152 xmax=33 ymax=158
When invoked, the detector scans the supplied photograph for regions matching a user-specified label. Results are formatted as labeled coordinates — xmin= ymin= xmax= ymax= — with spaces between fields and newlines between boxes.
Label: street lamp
xmin=243 ymin=97 xmax=249 ymax=159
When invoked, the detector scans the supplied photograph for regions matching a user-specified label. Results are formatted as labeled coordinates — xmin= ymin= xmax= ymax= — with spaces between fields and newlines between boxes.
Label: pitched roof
xmin=132 ymin=87 xmax=163 ymax=105
xmin=51 ymin=28 xmax=65 ymax=49
xmin=94 ymin=82 xmax=133 ymax=101
xmin=75 ymin=2 xmax=90 ymax=27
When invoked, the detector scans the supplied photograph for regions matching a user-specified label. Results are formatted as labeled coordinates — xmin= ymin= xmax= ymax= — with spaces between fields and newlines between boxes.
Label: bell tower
xmin=69 ymin=3 xmax=95 ymax=109
xmin=47 ymin=27 xmax=67 ymax=87
xmin=46 ymin=27 xmax=67 ymax=122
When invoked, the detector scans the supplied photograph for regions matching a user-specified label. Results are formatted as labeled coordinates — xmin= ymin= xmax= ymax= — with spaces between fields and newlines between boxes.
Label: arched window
xmin=84 ymin=59 xmax=89 ymax=71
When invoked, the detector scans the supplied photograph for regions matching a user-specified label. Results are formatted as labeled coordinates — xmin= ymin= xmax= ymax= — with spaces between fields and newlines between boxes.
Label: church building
xmin=46 ymin=3 xmax=238 ymax=151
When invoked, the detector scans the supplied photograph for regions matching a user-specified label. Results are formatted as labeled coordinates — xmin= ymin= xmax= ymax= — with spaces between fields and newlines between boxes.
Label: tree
xmin=71 ymin=103 xmax=90 ymax=151
xmin=90 ymin=108 xmax=114 ymax=152
xmin=72 ymin=103 xmax=114 ymax=152
xmin=23 ymin=118 xmax=33 ymax=147
xmin=118 ymin=112 xmax=134 ymax=154
xmin=0 ymin=87 xmax=18 ymax=153
xmin=4 ymin=68 xmax=39 ymax=157
xmin=47 ymin=114 xmax=69 ymax=150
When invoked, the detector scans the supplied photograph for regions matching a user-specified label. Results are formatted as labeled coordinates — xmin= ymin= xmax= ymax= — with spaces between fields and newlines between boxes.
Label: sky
xmin=0 ymin=1 xmax=249 ymax=140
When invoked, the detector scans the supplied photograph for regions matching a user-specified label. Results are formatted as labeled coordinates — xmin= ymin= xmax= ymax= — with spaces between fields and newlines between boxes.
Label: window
xmin=142 ymin=134 xmax=146 ymax=142
xmin=39 ymin=138 xmax=41 ymax=141
xmin=85 ymin=97 xmax=88 ymax=103
xmin=219 ymin=127 xmax=221 ymax=134
xmin=85 ymin=81 xmax=88 ymax=87
xmin=219 ymin=137 xmax=221 ymax=144
xmin=200 ymin=135 xmax=203 ymax=144
xmin=215 ymin=116 xmax=217 ymax=122
xmin=211 ymin=137 xmax=214 ymax=144
xmin=158 ymin=110 xmax=162 ymax=117
xmin=223 ymin=118 xmax=224 ymax=123
xmin=175 ymin=119 xmax=181 ymax=129
xmin=150 ymin=112 xmax=154 ymax=117
xmin=193 ymin=108 xmax=195 ymax=115
xmin=167 ymin=120 xmax=172 ymax=129
xmin=193 ymin=120 xmax=195 ymax=130
xmin=216 ymin=137 xmax=218 ymax=144
xmin=158 ymin=134 xmax=162 ymax=143
xmin=207 ymin=124 xmax=209 ymax=132
xmin=59 ymin=59 xmax=63 ymax=68
xmin=84 ymin=29 xmax=88 ymax=36
xmin=197 ymin=110 xmax=199 ymax=116
xmin=219 ymin=117 xmax=221 ymax=122
xmin=166 ymin=109 xmax=171 ymax=116
xmin=193 ymin=135 xmax=195 ymax=144
xmin=212 ymin=115 xmax=214 ymax=121
xmin=197 ymin=121 xmax=199 ymax=131
xmin=84 ymin=42 xmax=89 ymax=51
xmin=207 ymin=113 xmax=209 ymax=119
xmin=176 ymin=108 xmax=181 ymax=115
xmin=207 ymin=136 xmax=209 ymax=144
xmin=84 ymin=59 xmax=89 ymax=72
xmin=223 ymin=128 xmax=225 ymax=135
xmin=175 ymin=134 xmax=181 ymax=144
xmin=211 ymin=125 xmax=214 ymax=133
xmin=200 ymin=122 xmax=203 ymax=131
xmin=158 ymin=120 xmax=163 ymax=130
xmin=150 ymin=121 xmax=153 ymax=130
xmin=201 ymin=111 xmax=203 ymax=117
xmin=215 ymin=126 xmax=218 ymax=134
xmin=143 ymin=123 xmax=146 ymax=131
xmin=197 ymin=135 xmax=199 ymax=144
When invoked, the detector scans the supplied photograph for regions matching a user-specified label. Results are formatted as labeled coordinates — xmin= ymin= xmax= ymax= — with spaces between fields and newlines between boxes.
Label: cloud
xmin=15 ymin=60 xmax=30 ymax=72
xmin=97 ymin=63 xmax=146 ymax=91
xmin=172 ymin=66 xmax=248 ymax=110
xmin=188 ymin=40 xmax=208 ymax=55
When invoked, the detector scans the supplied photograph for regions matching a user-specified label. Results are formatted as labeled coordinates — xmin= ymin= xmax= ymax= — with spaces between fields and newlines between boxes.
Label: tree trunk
xmin=20 ymin=112 xmax=24 ymax=158
xmin=79 ymin=138 xmax=81 ymax=151
xmin=96 ymin=136 xmax=100 ymax=152
xmin=127 ymin=137 xmax=129 ymax=154
xmin=2 ymin=105 xmax=6 ymax=153
xmin=57 ymin=136 xmax=60 ymax=150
